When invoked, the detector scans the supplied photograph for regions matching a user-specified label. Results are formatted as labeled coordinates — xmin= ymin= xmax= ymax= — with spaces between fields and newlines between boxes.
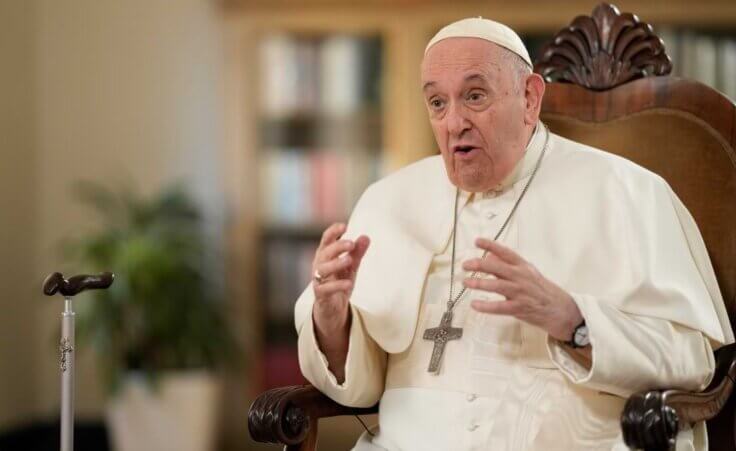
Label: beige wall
xmin=0 ymin=0 xmax=232 ymax=435
xmin=0 ymin=0 xmax=39 ymax=431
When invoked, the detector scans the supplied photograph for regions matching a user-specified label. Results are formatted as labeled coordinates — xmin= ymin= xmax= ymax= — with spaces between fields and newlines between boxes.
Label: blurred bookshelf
xmin=256 ymin=33 xmax=385 ymax=389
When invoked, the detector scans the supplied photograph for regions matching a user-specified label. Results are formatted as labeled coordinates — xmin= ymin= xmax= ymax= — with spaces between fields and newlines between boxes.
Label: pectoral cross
xmin=423 ymin=310 xmax=463 ymax=374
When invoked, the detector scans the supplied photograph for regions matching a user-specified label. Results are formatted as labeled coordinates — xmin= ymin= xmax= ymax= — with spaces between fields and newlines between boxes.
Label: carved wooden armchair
xmin=248 ymin=3 xmax=736 ymax=450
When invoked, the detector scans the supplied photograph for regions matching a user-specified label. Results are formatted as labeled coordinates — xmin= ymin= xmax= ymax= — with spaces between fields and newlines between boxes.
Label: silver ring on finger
xmin=314 ymin=269 xmax=324 ymax=284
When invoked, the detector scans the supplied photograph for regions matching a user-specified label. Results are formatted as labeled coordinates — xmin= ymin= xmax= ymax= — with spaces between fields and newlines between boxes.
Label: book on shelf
xmin=264 ymin=239 xmax=317 ymax=323
xmin=320 ymin=35 xmax=365 ymax=116
xmin=718 ymin=39 xmax=736 ymax=102
xmin=260 ymin=35 xmax=320 ymax=118
xmin=260 ymin=148 xmax=381 ymax=227
xmin=261 ymin=238 xmax=316 ymax=387
xmin=311 ymin=150 xmax=344 ymax=223
xmin=260 ymin=34 xmax=299 ymax=118
xmin=259 ymin=34 xmax=381 ymax=118
xmin=680 ymin=32 xmax=718 ymax=88
xmin=260 ymin=149 xmax=312 ymax=226
xmin=659 ymin=27 xmax=736 ymax=102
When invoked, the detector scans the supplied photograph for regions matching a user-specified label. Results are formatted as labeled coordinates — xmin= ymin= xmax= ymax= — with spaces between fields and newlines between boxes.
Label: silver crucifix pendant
xmin=423 ymin=310 xmax=463 ymax=374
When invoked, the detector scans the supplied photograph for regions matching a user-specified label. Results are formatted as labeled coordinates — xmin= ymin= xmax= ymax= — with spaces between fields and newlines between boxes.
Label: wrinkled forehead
xmin=421 ymin=38 xmax=507 ymax=85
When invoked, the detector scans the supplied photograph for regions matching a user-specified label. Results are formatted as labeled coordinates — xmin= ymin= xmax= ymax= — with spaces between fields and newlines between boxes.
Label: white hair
xmin=500 ymin=47 xmax=532 ymax=94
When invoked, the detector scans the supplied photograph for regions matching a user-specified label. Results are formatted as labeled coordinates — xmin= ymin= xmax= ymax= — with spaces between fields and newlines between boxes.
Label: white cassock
xmin=294 ymin=122 xmax=734 ymax=451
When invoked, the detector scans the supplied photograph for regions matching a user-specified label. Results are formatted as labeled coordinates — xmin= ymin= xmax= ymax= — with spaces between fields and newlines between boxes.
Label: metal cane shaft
xmin=60 ymin=299 xmax=75 ymax=451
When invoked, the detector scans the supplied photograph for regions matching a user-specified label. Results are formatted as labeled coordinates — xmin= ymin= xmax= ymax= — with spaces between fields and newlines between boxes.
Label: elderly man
xmin=294 ymin=18 xmax=733 ymax=451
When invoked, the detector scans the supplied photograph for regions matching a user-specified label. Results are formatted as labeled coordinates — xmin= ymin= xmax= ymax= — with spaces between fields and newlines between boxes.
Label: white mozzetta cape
xmin=295 ymin=129 xmax=733 ymax=356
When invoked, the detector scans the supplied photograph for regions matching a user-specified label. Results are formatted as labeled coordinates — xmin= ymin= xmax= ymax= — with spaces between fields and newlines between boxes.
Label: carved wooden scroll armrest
xmin=248 ymin=384 xmax=379 ymax=448
xmin=621 ymin=345 xmax=736 ymax=451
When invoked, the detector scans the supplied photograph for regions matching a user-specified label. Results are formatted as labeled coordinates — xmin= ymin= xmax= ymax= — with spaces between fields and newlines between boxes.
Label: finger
xmin=318 ymin=239 xmax=355 ymax=262
xmin=315 ymin=254 xmax=353 ymax=279
xmin=314 ymin=279 xmax=353 ymax=299
xmin=319 ymin=223 xmax=347 ymax=248
xmin=475 ymin=238 xmax=524 ymax=265
xmin=463 ymin=277 xmax=518 ymax=298
xmin=349 ymin=235 xmax=371 ymax=269
xmin=471 ymin=299 xmax=520 ymax=316
xmin=462 ymin=254 xmax=516 ymax=280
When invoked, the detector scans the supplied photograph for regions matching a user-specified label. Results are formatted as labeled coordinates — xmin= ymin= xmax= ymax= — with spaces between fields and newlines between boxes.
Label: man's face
xmin=421 ymin=38 xmax=535 ymax=192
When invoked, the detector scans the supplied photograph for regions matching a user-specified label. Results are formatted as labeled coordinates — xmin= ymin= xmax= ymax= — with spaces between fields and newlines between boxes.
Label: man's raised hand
xmin=462 ymin=238 xmax=583 ymax=342
xmin=311 ymin=222 xmax=370 ymax=336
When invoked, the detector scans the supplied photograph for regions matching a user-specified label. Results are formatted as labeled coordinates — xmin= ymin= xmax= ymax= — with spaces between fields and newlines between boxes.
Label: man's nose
xmin=446 ymin=102 xmax=472 ymax=137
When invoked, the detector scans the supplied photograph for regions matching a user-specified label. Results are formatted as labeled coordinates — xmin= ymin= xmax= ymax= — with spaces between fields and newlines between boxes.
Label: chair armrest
xmin=621 ymin=344 xmax=736 ymax=451
xmin=248 ymin=384 xmax=379 ymax=446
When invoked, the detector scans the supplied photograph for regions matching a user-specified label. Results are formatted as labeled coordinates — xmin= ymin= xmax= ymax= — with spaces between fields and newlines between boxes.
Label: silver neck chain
xmin=446 ymin=125 xmax=550 ymax=312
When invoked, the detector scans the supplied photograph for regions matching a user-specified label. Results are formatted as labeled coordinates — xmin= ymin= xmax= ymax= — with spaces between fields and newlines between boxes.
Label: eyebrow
xmin=422 ymin=72 xmax=492 ymax=92
xmin=464 ymin=73 xmax=489 ymax=84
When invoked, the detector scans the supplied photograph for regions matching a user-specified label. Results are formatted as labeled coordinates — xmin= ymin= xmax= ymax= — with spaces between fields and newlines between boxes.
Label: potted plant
xmin=66 ymin=181 xmax=237 ymax=451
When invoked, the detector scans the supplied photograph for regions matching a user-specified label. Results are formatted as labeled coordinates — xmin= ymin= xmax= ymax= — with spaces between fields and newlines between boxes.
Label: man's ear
xmin=524 ymin=72 xmax=546 ymax=125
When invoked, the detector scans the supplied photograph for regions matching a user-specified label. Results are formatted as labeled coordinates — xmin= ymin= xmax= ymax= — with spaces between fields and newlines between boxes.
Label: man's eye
xmin=467 ymin=92 xmax=485 ymax=103
xmin=429 ymin=98 xmax=444 ymax=110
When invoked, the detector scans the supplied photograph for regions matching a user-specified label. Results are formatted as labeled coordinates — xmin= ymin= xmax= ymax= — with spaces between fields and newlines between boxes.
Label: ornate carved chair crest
xmin=535 ymin=2 xmax=672 ymax=89
xmin=248 ymin=4 xmax=736 ymax=451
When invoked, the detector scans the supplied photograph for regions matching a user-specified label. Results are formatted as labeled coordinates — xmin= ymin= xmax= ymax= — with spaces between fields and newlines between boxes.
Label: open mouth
xmin=453 ymin=145 xmax=478 ymax=156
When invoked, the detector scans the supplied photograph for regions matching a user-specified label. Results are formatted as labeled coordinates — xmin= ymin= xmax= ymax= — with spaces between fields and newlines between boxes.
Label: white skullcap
xmin=425 ymin=17 xmax=532 ymax=68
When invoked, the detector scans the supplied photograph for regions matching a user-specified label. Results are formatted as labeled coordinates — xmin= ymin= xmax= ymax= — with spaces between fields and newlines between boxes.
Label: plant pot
xmin=106 ymin=371 xmax=220 ymax=451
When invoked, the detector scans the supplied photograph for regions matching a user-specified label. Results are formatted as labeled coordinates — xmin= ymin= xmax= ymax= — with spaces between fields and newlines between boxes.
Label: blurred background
xmin=1 ymin=0 xmax=735 ymax=450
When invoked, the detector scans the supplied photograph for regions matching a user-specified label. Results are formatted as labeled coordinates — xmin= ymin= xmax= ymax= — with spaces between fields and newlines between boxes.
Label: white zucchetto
xmin=425 ymin=17 xmax=532 ymax=68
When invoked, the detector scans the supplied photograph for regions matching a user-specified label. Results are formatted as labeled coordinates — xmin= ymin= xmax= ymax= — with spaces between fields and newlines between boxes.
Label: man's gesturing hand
xmin=462 ymin=238 xmax=583 ymax=342
xmin=312 ymin=222 xmax=370 ymax=337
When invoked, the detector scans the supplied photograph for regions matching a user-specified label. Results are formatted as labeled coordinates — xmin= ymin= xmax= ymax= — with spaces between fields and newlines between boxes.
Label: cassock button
xmin=466 ymin=393 xmax=477 ymax=402
xmin=467 ymin=424 xmax=479 ymax=432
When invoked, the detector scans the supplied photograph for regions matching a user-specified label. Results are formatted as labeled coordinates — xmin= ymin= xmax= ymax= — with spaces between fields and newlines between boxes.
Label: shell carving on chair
xmin=534 ymin=3 xmax=672 ymax=90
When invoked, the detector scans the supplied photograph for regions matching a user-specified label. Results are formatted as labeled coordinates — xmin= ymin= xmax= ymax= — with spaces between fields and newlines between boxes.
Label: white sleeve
xmin=298 ymin=304 xmax=387 ymax=408
xmin=547 ymin=293 xmax=715 ymax=398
